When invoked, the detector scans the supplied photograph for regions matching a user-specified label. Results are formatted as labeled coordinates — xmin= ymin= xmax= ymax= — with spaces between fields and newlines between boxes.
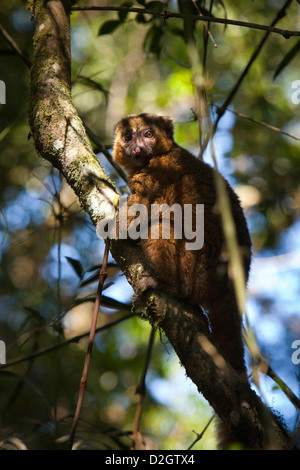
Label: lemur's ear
xmin=138 ymin=113 xmax=174 ymax=140
xmin=160 ymin=115 xmax=174 ymax=140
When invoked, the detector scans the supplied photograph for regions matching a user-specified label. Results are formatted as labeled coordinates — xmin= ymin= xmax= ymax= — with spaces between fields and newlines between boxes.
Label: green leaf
xmin=80 ymin=271 xmax=100 ymax=287
xmin=273 ymin=40 xmax=300 ymax=79
xmin=177 ymin=0 xmax=197 ymax=43
xmin=65 ymin=256 xmax=84 ymax=279
xmin=85 ymin=262 xmax=117 ymax=273
xmin=98 ymin=20 xmax=122 ymax=36
xmin=119 ymin=1 xmax=133 ymax=22
xmin=65 ymin=293 xmax=130 ymax=312
xmin=85 ymin=264 xmax=102 ymax=272
xmin=143 ymin=24 xmax=164 ymax=56
xmin=272 ymin=384 xmax=280 ymax=391
xmin=65 ymin=296 xmax=95 ymax=313
xmin=76 ymin=75 xmax=109 ymax=104
xmin=101 ymin=295 xmax=131 ymax=311
xmin=136 ymin=12 xmax=147 ymax=23
xmin=103 ymin=281 xmax=114 ymax=291
xmin=23 ymin=306 xmax=44 ymax=324
xmin=146 ymin=1 xmax=164 ymax=10
xmin=136 ymin=0 xmax=146 ymax=5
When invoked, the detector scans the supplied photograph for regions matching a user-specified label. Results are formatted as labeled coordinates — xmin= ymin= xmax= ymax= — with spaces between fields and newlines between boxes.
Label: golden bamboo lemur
xmin=113 ymin=112 xmax=252 ymax=379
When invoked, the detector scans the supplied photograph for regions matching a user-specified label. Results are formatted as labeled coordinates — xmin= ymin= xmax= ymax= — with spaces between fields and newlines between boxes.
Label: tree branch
xmin=200 ymin=0 xmax=294 ymax=156
xmin=130 ymin=289 xmax=292 ymax=449
xmin=214 ymin=105 xmax=300 ymax=142
xmin=71 ymin=4 xmax=300 ymax=38
xmin=0 ymin=313 xmax=136 ymax=370
xmin=0 ymin=22 xmax=32 ymax=68
xmin=214 ymin=0 xmax=294 ymax=126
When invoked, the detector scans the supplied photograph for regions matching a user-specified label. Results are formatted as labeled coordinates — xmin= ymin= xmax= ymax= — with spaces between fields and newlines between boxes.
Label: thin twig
xmin=0 ymin=23 xmax=32 ymax=68
xmin=0 ymin=312 xmax=135 ymax=370
xmin=56 ymin=174 xmax=63 ymax=321
xmin=191 ymin=0 xmax=217 ymax=48
xmin=67 ymin=238 xmax=110 ymax=450
xmin=185 ymin=25 xmax=210 ymax=156
xmin=187 ymin=415 xmax=215 ymax=450
xmin=218 ymin=0 xmax=293 ymax=119
xmin=131 ymin=326 xmax=156 ymax=450
xmin=214 ymin=105 xmax=300 ymax=142
xmin=202 ymin=0 xmax=215 ymax=70
xmin=210 ymin=138 xmax=247 ymax=315
xmin=267 ymin=364 xmax=300 ymax=413
xmin=244 ymin=323 xmax=300 ymax=414
xmin=67 ymin=192 xmax=119 ymax=449
xmin=200 ymin=0 xmax=294 ymax=157
xmin=71 ymin=5 xmax=300 ymax=38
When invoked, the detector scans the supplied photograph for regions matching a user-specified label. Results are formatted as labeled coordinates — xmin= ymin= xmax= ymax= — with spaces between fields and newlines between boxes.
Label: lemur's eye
xmin=145 ymin=129 xmax=154 ymax=138
xmin=123 ymin=131 xmax=132 ymax=142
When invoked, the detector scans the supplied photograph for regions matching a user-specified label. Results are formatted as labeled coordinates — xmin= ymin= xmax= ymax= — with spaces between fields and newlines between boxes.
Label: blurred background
xmin=0 ymin=0 xmax=299 ymax=450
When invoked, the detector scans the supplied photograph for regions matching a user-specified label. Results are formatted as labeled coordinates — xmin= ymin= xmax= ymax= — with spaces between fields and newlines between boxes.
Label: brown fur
xmin=113 ymin=113 xmax=252 ymax=377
